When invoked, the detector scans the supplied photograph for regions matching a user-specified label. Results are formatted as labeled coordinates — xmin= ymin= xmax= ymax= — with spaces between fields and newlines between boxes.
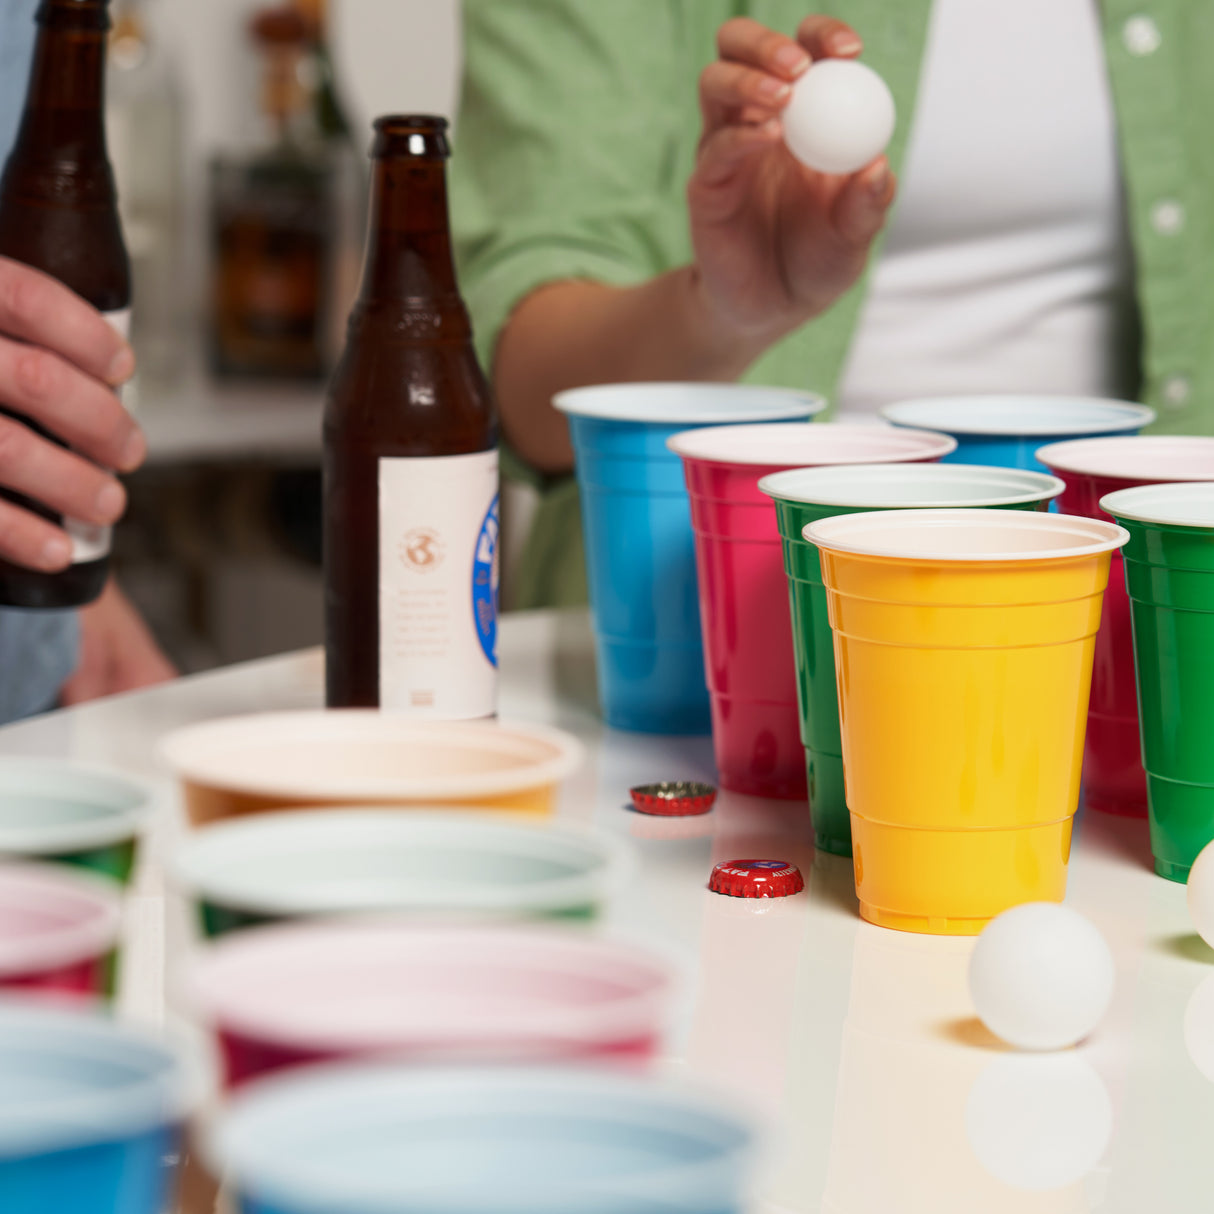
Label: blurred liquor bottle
xmin=208 ymin=0 xmax=361 ymax=381
xmin=106 ymin=0 xmax=186 ymax=404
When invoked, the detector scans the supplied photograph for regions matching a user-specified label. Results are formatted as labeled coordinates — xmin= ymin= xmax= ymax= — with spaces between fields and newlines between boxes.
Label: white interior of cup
xmin=758 ymin=463 xmax=1062 ymax=508
xmin=0 ymin=1003 xmax=192 ymax=1157
xmin=1038 ymin=436 xmax=1214 ymax=481
xmin=881 ymin=395 xmax=1155 ymax=437
xmin=804 ymin=508 xmax=1129 ymax=561
xmin=189 ymin=922 xmax=670 ymax=1052
xmin=0 ymin=863 xmax=122 ymax=976
xmin=208 ymin=1065 xmax=751 ymax=1214
xmin=553 ymin=382 xmax=824 ymax=424
xmin=0 ymin=759 xmax=151 ymax=854
xmin=159 ymin=712 xmax=584 ymax=801
xmin=1100 ymin=482 xmax=1214 ymax=529
xmin=666 ymin=423 xmax=955 ymax=466
xmin=172 ymin=810 xmax=629 ymax=917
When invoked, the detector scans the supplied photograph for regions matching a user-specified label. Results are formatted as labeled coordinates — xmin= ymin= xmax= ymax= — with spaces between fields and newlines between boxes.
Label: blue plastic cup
xmin=208 ymin=1065 xmax=756 ymax=1214
xmin=555 ymin=383 xmax=824 ymax=734
xmin=880 ymin=396 xmax=1155 ymax=476
xmin=0 ymin=1000 xmax=195 ymax=1214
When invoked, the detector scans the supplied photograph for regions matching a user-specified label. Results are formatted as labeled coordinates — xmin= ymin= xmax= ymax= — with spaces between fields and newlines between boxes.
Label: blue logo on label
xmin=472 ymin=494 xmax=499 ymax=667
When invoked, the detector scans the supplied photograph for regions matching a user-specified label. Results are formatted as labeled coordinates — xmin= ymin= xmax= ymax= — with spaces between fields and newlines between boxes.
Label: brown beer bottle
xmin=324 ymin=115 xmax=499 ymax=712
xmin=0 ymin=0 xmax=131 ymax=609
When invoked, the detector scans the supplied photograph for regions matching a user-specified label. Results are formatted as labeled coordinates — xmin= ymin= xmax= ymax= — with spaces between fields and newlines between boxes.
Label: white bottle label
xmin=378 ymin=449 xmax=499 ymax=717
xmin=64 ymin=306 xmax=132 ymax=565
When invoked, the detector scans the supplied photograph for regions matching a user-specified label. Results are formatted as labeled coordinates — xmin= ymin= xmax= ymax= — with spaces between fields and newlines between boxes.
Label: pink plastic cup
xmin=0 ymin=862 xmax=122 ymax=999
xmin=666 ymin=423 xmax=957 ymax=799
xmin=1037 ymin=437 xmax=1214 ymax=816
xmin=186 ymin=920 xmax=672 ymax=1089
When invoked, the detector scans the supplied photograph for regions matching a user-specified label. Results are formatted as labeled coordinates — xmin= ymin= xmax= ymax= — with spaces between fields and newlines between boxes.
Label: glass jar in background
xmin=208 ymin=2 xmax=362 ymax=382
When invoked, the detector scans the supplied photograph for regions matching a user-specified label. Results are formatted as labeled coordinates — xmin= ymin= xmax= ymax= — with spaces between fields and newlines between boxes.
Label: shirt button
xmin=1151 ymin=199 xmax=1186 ymax=235
xmin=1162 ymin=375 xmax=1191 ymax=406
xmin=1123 ymin=15 xmax=1162 ymax=56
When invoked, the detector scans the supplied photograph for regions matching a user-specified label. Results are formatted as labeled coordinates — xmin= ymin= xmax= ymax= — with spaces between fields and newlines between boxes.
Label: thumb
xmin=830 ymin=157 xmax=897 ymax=247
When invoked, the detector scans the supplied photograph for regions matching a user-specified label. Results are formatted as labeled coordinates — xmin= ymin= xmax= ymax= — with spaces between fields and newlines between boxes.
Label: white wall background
xmin=153 ymin=0 xmax=462 ymax=158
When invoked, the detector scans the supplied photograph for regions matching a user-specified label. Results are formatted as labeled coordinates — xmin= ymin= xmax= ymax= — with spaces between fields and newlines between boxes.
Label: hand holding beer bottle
xmin=0 ymin=0 xmax=142 ymax=607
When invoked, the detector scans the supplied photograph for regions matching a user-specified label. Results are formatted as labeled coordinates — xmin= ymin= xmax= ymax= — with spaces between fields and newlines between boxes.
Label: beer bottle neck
xmin=9 ymin=9 xmax=110 ymax=179
xmin=360 ymin=156 xmax=462 ymax=307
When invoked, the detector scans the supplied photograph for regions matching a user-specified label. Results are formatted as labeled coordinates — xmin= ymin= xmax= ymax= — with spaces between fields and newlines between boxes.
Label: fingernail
xmin=95 ymin=481 xmax=125 ymax=521
xmin=775 ymin=45 xmax=810 ymax=75
xmin=758 ymin=76 xmax=791 ymax=102
xmin=106 ymin=346 xmax=135 ymax=385
xmin=867 ymin=164 xmax=891 ymax=197
xmin=40 ymin=535 xmax=71 ymax=569
xmin=834 ymin=35 xmax=863 ymax=54
xmin=119 ymin=428 xmax=146 ymax=472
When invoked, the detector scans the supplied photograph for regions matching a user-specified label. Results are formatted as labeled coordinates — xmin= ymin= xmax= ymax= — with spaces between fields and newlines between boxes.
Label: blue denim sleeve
xmin=0 ymin=0 xmax=80 ymax=723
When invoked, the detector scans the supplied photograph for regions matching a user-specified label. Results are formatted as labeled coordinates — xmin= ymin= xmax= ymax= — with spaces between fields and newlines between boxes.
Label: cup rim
xmin=159 ymin=712 xmax=585 ymax=801
xmin=665 ymin=422 xmax=956 ymax=466
xmin=185 ymin=920 xmax=672 ymax=1053
xmin=1100 ymin=482 xmax=1214 ymax=529
xmin=553 ymin=382 xmax=825 ymax=424
xmin=880 ymin=395 xmax=1156 ymax=438
xmin=0 ymin=757 xmax=154 ymax=855
xmin=204 ymin=1063 xmax=755 ymax=1214
xmin=803 ymin=508 xmax=1129 ymax=562
xmin=0 ymin=861 xmax=123 ymax=977
xmin=171 ymin=809 xmax=634 ymax=919
xmin=0 ymin=1001 xmax=200 ymax=1157
xmin=1037 ymin=435 xmax=1214 ymax=480
xmin=758 ymin=462 xmax=1063 ymax=508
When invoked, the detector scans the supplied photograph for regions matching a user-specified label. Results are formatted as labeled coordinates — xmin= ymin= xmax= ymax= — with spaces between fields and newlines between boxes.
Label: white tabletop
xmin=1 ymin=609 xmax=1210 ymax=1212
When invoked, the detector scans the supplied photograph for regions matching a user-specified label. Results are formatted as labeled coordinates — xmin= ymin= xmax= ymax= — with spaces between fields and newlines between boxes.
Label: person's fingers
xmin=699 ymin=60 xmax=792 ymax=133
xmin=0 ymin=493 xmax=74 ymax=572
xmin=829 ymin=156 xmax=897 ymax=246
xmin=717 ymin=17 xmax=810 ymax=79
xmin=0 ymin=412 xmax=128 ymax=531
xmin=692 ymin=119 xmax=782 ymax=192
xmin=0 ymin=335 xmax=145 ymax=472
xmin=795 ymin=16 xmax=864 ymax=60
xmin=0 ymin=258 xmax=133 ymax=387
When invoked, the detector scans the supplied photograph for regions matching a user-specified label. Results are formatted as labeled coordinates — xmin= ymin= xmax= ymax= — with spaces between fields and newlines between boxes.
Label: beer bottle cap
xmin=630 ymin=781 xmax=716 ymax=817
xmin=709 ymin=859 xmax=804 ymax=899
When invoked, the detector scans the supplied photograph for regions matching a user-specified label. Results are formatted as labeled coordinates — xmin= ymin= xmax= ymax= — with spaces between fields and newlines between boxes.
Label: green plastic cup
xmin=758 ymin=463 xmax=1062 ymax=855
xmin=1100 ymin=483 xmax=1214 ymax=881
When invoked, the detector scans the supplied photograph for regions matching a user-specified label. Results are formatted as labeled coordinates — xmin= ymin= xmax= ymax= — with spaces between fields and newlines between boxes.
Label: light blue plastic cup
xmin=555 ymin=383 xmax=824 ymax=734
xmin=0 ymin=1000 xmax=195 ymax=1214
xmin=209 ymin=1065 xmax=757 ymax=1214
xmin=880 ymin=396 xmax=1156 ymax=477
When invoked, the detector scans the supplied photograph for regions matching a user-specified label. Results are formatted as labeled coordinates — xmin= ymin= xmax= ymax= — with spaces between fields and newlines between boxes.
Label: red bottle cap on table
xmin=709 ymin=859 xmax=804 ymax=899
xmin=630 ymin=781 xmax=717 ymax=817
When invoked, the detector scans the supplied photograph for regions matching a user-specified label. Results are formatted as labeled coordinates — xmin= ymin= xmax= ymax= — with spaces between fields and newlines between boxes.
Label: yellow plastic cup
xmin=804 ymin=509 xmax=1128 ymax=935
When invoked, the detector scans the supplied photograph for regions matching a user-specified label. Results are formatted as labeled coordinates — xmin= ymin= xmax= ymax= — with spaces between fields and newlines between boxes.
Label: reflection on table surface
xmin=0 ymin=611 xmax=1211 ymax=1212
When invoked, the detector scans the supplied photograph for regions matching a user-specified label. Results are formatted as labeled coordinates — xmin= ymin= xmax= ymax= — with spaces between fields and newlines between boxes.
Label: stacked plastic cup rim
xmin=205 ymin=1064 xmax=756 ymax=1214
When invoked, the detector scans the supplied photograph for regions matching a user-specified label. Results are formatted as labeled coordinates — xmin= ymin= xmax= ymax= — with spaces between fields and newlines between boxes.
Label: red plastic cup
xmin=1038 ymin=436 xmax=1214 ymax=816
xmin=186 ymin=920 xmax=672 ymax=1089
xmin=0 ymin=862 xmax=122 ymax=999
xmin=666 ymin=423 xmax=956 ymax=799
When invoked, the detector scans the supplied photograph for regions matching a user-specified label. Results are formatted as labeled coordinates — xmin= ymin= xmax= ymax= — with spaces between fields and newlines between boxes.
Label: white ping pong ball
xmin=1186 ymin=839 xmax=1214 ymax=949
xmin=968 ymin=903 xmax=1115 ymax=1051
xmin=782 ymin=58 xmax=896 ymax=175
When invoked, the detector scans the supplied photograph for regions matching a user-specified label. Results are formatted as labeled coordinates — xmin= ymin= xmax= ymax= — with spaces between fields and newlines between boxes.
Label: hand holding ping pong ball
xmin=782 ymin=58 xmax=896 ymax=176
xmin=969 ymin=903 xmax=1114 ymax=1051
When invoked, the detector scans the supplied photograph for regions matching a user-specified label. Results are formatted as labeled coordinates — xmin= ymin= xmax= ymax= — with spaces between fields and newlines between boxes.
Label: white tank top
xmin=834 ymin=0 xmax=1138 ymax=418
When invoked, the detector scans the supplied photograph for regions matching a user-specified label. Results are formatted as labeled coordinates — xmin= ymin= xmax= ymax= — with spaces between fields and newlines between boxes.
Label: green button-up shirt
xmin=451 ymin=0 xmax=1214 ymax=609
